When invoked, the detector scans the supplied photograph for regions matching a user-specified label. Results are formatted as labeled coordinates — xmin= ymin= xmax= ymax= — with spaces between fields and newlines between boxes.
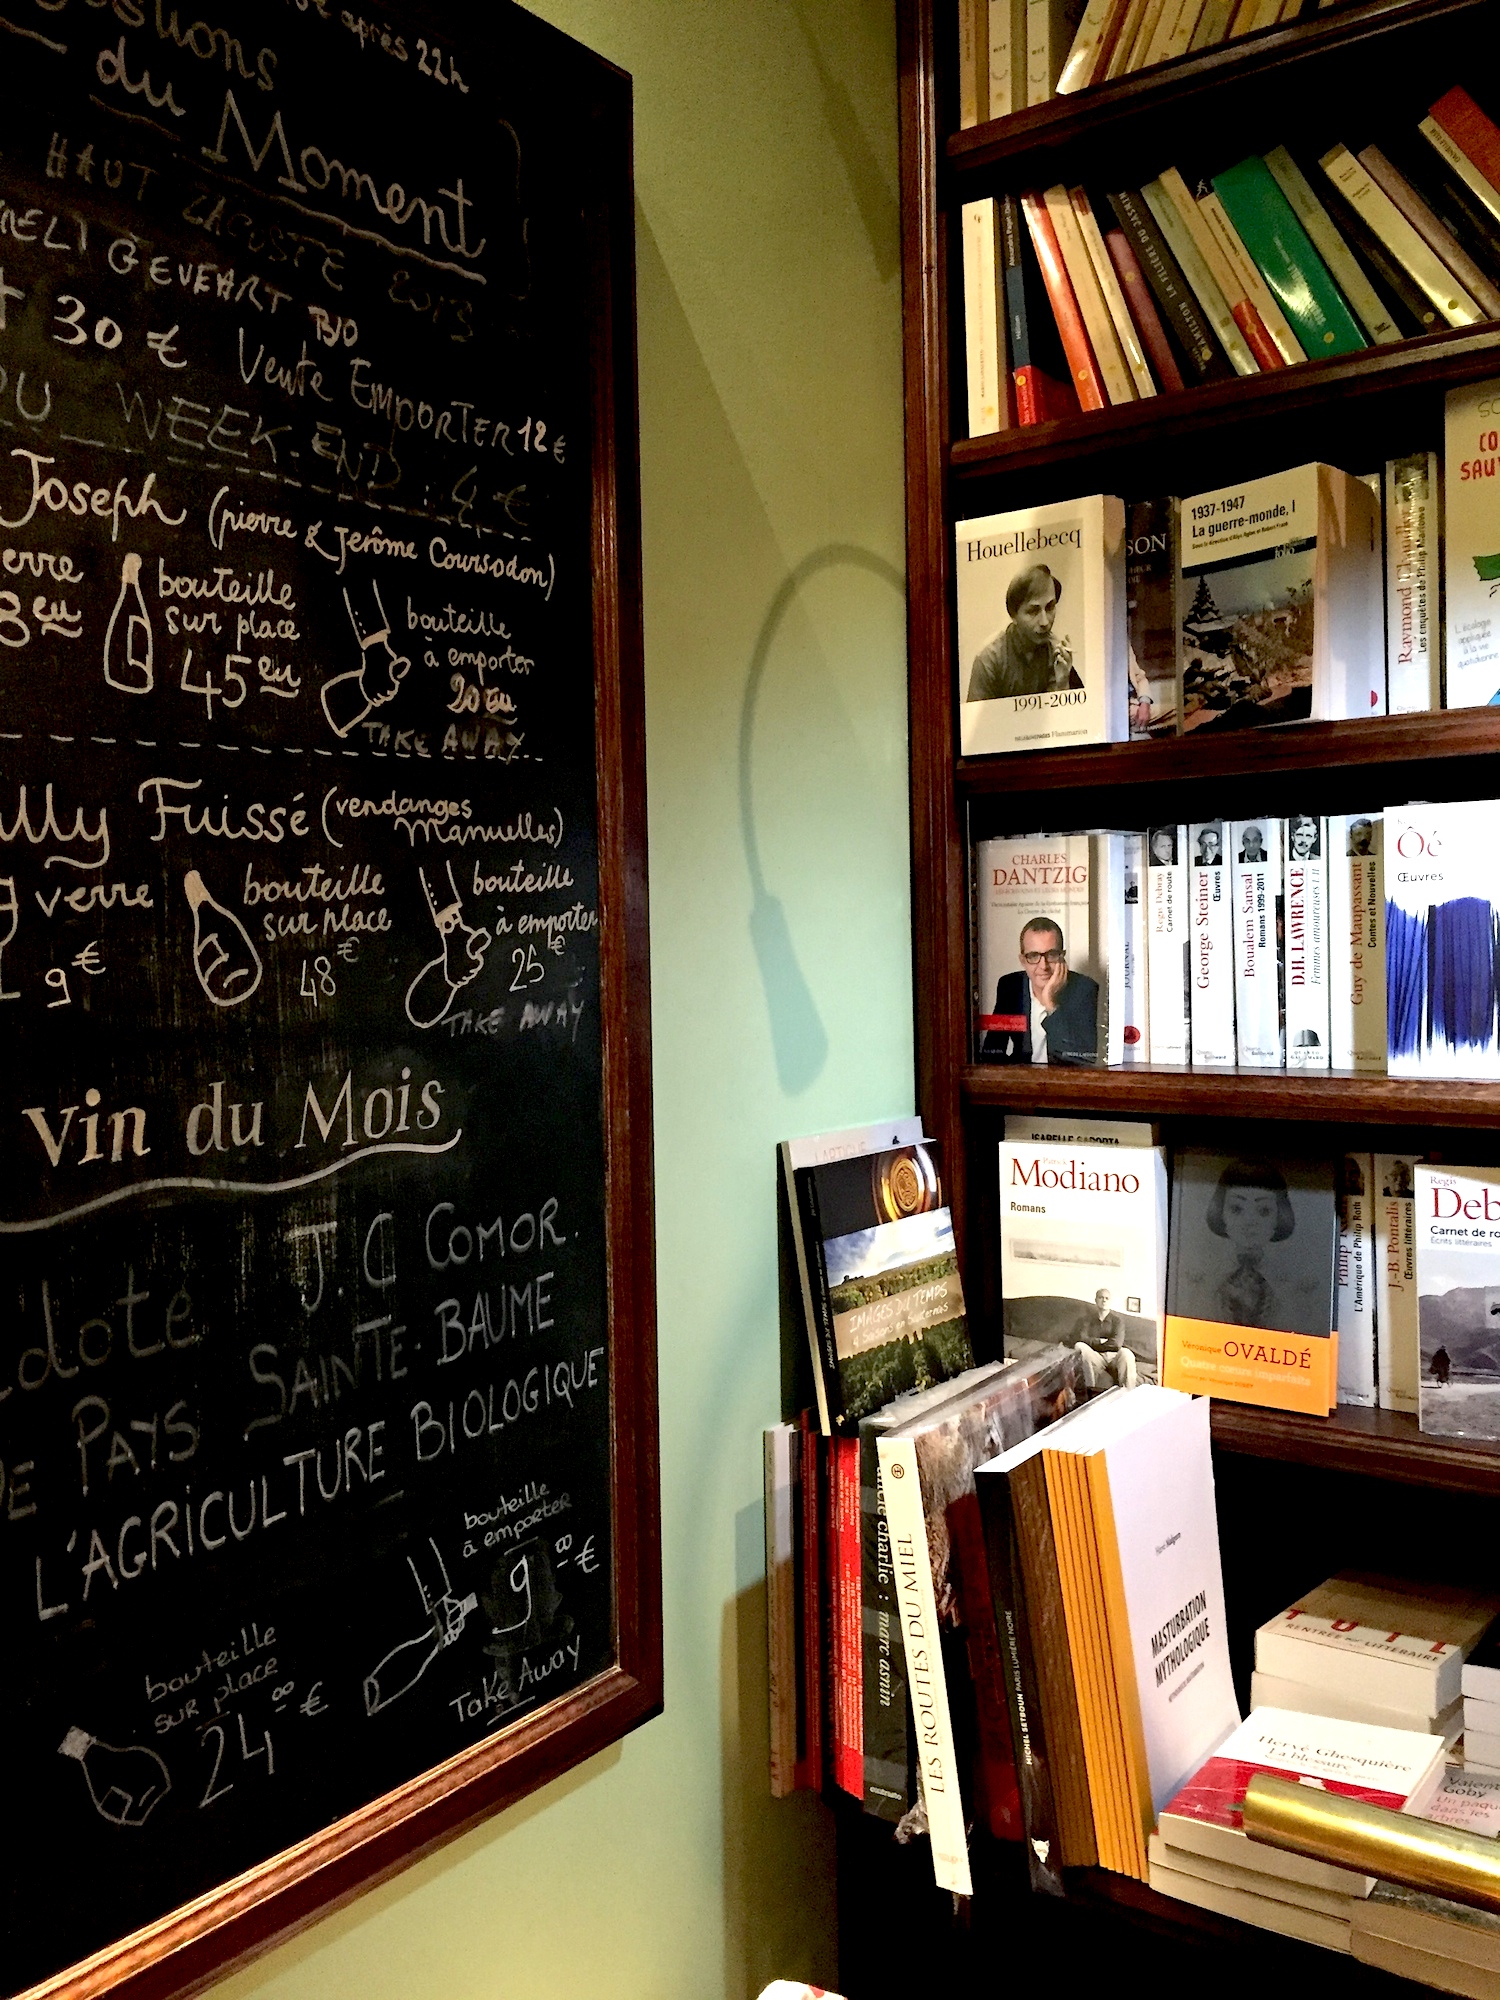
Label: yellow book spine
xmin=1044 ymin=1450 xmax=1126 ymax=1872
xmin=1065 ymin=1452 xmax=1143 ymax=1879
xmin=1086 ymin=1450 xmax=1154 ymax=1879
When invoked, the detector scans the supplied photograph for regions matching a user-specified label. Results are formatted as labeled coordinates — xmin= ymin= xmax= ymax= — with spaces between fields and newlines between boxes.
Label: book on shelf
xmin=1020 ymin=191 xmax=1109 ymax=411
xmin=1125 ymin=497 xmax=1181 ymax=737
xmin=1163 ymin=1148 xmax=1338 ymax=1414
xmin=997 ymin=1133 xmax=1169 ymax=1386
xmin=1293 ymin=140 xmax=1444 ymax=337
xmin=1000 ymin=192 xmax=1082 ymax=425
xmin=1336 ymin=1152 xmax=1376 ymax=1407
xmin=1444 ymin=379 xmax=1500 ymax=710
xmin=1038 ymin=1387 xmax=1240 ymax=1881
xmin=1179 ymin=463 xmax=1380 ymax=732
xmin=1257 ymin=1571 xmax=1499 ymax=1721
xmin=1027 ymin=0 xmax=1089 ymax=106
xmin=958 ymin=0 xmax=986 ymax=129
xmin=859 ymin=1362 xmax=1009 ymax=1822
xmin=1117 ymin=830 xmax=1147 ymax=1062
xmin=1319 ymin=145 xmax=1483 ymax=329
xmin=955 ymin=495 xmax=1127 ymax=755
xmin=1004 ymin=1113 xmax=1159 ymax=1146
xmin=1327 ymin=811 xmax=1386 ymax=1074
xmin=1380 ymin=130 xmax=1500 ymax=311
xmin=1055 ymin=0 xmax=1124 ymax=93
xmin=877 ymin=1346 xmax=1086 ymax=1893
xmin=1210 ymin=154 xmax=1368 ymax=360
xmin=989 ymin=0 xmax=1028 ymax=120
xmin=765 ymin=1422 xmax=799 ymax=1796
xmin=973 ymin=832 xmax=1116 ymax=1064
xmin=1142 ymin=171 xmax=1261 ymax=376
xmin=1146 ymin=824 xmax=1191 ymax=1065
xmin=1374 ymin=1152 xmax=1421 ymax=1416
xmin=799 ymin=1419 xmax=824 ymax=1790
xmin=1072 ymin=186 xmax=1158 ymax=399
xmin=1246 ymin=1670 xmax=1460 ymax=1746
xmin=1428 ymin=88 xmax=1500 ymax=220
xmin=793 ymin=1136 xmax=974 ymax=1436
xmin=1358 ymin=145 xmax=1500 ymax=323
xmin=1283 ymin=811 xmax=1330 ymax=1073
xmin=1230 ymin=816 xmax=1284 ymax=1070
xmin=1195 ymin=176 xmax=1307 ymax=369
xmin=1384 ymin=452 xmax=1442 ymax=712
xmin=1043 ymin=185 xmax=1137 ymax=407
xmin=1187 ymin=820 xmax=1235 ymax=1069
xmin=1353 ymin=1880 xmax=1500 ymax=1992
xmin=1387 ymin=800 xmax=1500 ymax=1080
xmin=1262 ymin=145 xmax=1403 ymax=347
xmin=829 ymin=1432 xmax=861 ymax=1798
xmin=1146 ymin=1836 xmax=1355 ymax=1950
xmin=1415 ymin=1163 xmax=1500 ymax=1442
xmin=961 ymin=198 xmax=1011 ymax=438
xmin=1103 ymin=223 xmax=1187 ymax=393
xmin=1106 ymin=186 xmax=1233 ymax=386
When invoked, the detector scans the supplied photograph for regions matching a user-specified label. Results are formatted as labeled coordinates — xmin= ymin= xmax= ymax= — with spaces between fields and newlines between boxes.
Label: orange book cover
xmin=1163 ymin=1151 xmax=1339 ymax=1415
xmin=1020 ymin=190 xmax=1107 ymax=411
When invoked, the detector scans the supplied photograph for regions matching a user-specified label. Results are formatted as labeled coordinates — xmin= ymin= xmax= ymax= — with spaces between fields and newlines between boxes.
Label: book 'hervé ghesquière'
xmin=1164 ymin=1148 xmax=1339 ymax=1414
xmin=955 ymin=495 xmax=1126 ymax=755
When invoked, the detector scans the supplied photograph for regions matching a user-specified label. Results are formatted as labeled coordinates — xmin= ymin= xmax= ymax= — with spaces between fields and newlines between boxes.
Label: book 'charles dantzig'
xmin=955 ymin=495 xmax=1126 ymax=755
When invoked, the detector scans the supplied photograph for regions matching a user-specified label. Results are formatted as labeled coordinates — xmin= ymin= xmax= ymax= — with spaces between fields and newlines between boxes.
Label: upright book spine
xmin=1326 ymin=812 xmax=1386 ymax=1074
xmin=1421 ymin=112 xmax=1500 ymax=232
xmin=1428 ymin=89 xmax=1500 ymax=224
xmin=962 ymin=198 xmax=1009 ymax=437
xmin=1146 ymin=825 xmax=1191 ymax=1064
xmin=860 ymin=1419 xmax=910 ymax=1820
xmin=1141 ymin=174 xmax=1259 ymax=376
xmin=878 ymin=1433 xmax=974 ymax=1894
xmin=1374 ymin=1155 xmax=1420 ymax=1414
xmin=1319 ymin=145 xmax=1482 ymax=328
xmin=1283 ymin=815 xmax=1331 ymax=1071
xmin=833 ymin=1435 xmax=862 ymax=1798
xmin=1230 ymin=818 xmax=1284 ymax=1068
xmin=1262 ymin=144 xmax=1403 ymax=345
xmin=1383 ymin=451 xmax=1442 ymax=713
xmin=1358 ymin=145 xmax=1500 ymax=321
xmin=1120 ymin=831 xmax=1148 ymax=1062
xmin=1021 ymin=190 xmax=1107 ymax=410
xmin=1045 ymin=184 xmax=1135 ymax=404
xmin=1336 ymin=1153 xmax=1377 ymax=1408
xmin=765 ymin=1425 xmax=799 ymax=1797
xmin=1107 ymin=186 xmax=1229 ymax=383
xmin=1187 ymin=821 xmax=1235 ymax=1067
xmin=1104 ymin=226 xmax=1187 ymax=391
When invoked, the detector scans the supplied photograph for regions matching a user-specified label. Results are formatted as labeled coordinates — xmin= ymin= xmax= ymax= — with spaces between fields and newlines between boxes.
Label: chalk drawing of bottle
xmin=103 ymin=553 xmax=153 ymax=693
xmin=58 ymin=1726 xmax=171 ymax=1827
xmin=184 ymin=869 xmax=263 ymax=1007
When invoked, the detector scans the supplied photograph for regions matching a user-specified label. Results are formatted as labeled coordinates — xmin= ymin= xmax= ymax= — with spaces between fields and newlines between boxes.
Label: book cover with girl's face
xmin=1164 ymin=1149 xmax=1338 ymax=1414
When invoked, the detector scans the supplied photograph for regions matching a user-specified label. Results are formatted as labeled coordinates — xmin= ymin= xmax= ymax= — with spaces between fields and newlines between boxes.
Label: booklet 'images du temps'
xmin=955 ymin=495 xmax=1126 ymax=755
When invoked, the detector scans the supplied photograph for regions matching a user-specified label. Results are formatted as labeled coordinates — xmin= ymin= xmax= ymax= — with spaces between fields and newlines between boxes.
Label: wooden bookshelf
xmin=888 ymin=0 xmax=1500 ymax=1981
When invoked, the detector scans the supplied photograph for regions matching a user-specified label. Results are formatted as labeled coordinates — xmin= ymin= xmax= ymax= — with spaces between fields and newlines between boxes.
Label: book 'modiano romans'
xmin=955 ymin=495 xmax=1126 ymax=755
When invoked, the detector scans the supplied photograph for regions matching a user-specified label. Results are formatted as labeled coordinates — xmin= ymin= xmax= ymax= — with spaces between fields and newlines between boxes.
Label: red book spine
xmin=1431 ymin=86 xmax=1500 ymax=201
xmin=1020 ymin=190 xmax=1106 ymax=412
xmin=1103 ymin=226 xmax=1185 ymax=392
xmin=796 ymin=1422 xmax=823 ymax=1791
xmin=834 ymin=1438 xmax=862 ymax=1798
xmin=1229 ymin=297 xmax=1285 ymax=372
xmin=947 ymin=1489 xmax=1022 ymax=1840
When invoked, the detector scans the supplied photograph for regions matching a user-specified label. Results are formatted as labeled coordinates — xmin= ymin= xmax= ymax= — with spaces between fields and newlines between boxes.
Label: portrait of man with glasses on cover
xmin=980 ymin=916 xmax=1100 ymax=1065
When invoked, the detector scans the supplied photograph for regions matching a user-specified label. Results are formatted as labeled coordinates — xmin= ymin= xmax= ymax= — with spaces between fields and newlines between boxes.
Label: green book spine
xmin=1211 ymin=154 xmax=1368 ymax=358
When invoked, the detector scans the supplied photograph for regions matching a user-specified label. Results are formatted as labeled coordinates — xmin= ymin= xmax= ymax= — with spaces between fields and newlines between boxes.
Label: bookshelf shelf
xmin=1210 ymin=1401 xmax=1500 ymax=1493
xmin=956 ymin=704 xmax=1500 ymax=798
xmin=945 ymin=0 xmax=1488 ymax=177
xmin=950 ymin=325 xmax=1500 ymax=484
xmin=960 ymin=1061 xmax=1500 ymax=1126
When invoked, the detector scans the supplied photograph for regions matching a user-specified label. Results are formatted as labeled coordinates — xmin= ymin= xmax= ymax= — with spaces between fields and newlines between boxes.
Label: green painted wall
xmin=216 ymin=4 xmax=909 ymax=1995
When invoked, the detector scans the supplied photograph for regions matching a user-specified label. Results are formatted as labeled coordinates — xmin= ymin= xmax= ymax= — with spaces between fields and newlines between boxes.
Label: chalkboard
xmin=0 ymin=3 xmax=657 ymax=1993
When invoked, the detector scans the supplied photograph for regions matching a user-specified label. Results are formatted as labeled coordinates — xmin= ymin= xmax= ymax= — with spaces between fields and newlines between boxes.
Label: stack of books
xmin=1248 ymin=1573 xmax=1499 ymax=1744
xmin=962 ymin=88 xmax=1500 ymax=431
xmin=1462 ymin=1625 xmax=1500 ymax=1774
xmin=1151 ymin=1706 xmax=1449 ymax=1950
xmin=1353 ymin=1882 xmax=1500 ymax=1994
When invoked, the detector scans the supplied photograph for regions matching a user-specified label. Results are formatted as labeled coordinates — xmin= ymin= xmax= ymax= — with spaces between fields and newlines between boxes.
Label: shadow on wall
xmin=722 ymin=1500 xmax=838 ymax=2000
xmin=739 ymin=545 xmax=905 ymax=1096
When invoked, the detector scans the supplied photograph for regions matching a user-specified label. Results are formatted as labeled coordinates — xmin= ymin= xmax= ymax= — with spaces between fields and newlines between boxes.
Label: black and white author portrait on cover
xmin=965 ymin=555 xmax=1084 ymax=704
xmin=1170 ymin=1153 xmax=1337 ymax=1339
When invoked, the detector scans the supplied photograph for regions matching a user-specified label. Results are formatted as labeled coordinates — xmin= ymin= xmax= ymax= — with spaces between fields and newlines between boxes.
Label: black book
xmin=1288 ymin=143 xmax=1437 ymax=339
xmin=1106 ymin=186 xmax=1233 ymax=384
xmin=999 ymin=190 xmax=1079 ymax=422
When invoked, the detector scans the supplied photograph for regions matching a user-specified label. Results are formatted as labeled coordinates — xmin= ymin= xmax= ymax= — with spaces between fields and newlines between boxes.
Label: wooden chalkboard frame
xmin=22 ymin=11 xmax=659 ymax=1998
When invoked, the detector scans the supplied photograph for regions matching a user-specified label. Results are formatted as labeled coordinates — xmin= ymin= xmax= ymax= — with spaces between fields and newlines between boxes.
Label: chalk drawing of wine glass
xmin=321 ymin=579 xmax=410 ymax=739
xmin=404 ymin=861 xmax=491 ymax=1028
xmin=58 ymin=1725 xmax=171 ymax=1827
xmin=184 ymin=869 xmax=263 ymax=1007
xmin=0 ymin=878 xmax=18 ymax=999
xmin=363 ymin=1539 xmax=479 ymax=1716
xmin=103 ymin=553 xmax=153 ymax=693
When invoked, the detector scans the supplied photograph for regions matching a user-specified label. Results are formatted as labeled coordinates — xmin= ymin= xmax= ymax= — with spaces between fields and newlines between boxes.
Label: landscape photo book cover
xmin=803 ymin=1143 xmax=974 ymax=1429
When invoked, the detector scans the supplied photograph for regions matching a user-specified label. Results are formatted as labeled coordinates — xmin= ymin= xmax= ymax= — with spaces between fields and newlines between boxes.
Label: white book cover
xmin=989 ymin=0 xmax=1026 ymax=118
xmin=962 ymin=198 xmax=1004 ymax=438
xmin=1383 ymin=452 xmax=1442 ymax=712
xmin=1160 ymin=1706 xmax=1446 ymax=1897
xmin=1387 ymin=800 xmax=1500 ymax=1078
xmin=1416 ymin=1164 xmax=1500 ymax=1443
xmin=1096 ymin=832 xmax=1129 ymax=1067
xmin=878 ymin=1427 xmax=971 ymax=1894
xmin=1336 ymin=1153 xmax=1377 ymax=1408
xmin=1375 ymin=1154 xmax=1420 ymax=1414
xmin=1146 ymin=824 xmax=1190 ymax=1064
xmin=1257 ymin=1575 xmax=1499 ymax=1712
xmin=974 ymin=833 xmax=1109 ymax=1065
xmin=956 ymin=496 xmax=1127 ymax=755
xmin=1119 ymin=830 xmax=1148 ymax=1063
xmin=1187 ymin=821 xmax=1234 ymax=1067
xmin=1004 ymin=1114 xmax=1158 ymax=1146
xmin=1230 ymin=817 xmax=1283 ymax=1068
xmin=958 ymin=0 xmax=985 ymax=126
xmin=997 ymin=1137 xmax=1168 ymax=1385
xmin=1179 ymin=464 xmax=1380 ymax=732
xmin=1284 ymin=814 xmax=1330 ymax=1071
xmin=1026 ymin=0 xmax=1088 ymax=103
xmin=1444 ymin=380 xmax=1500 ymax=709
xmin=1249 ymin=1672 xmax=1461 ymax=1746
xmin=1327 ymin=814 xmax=1386 ymax=1074
xmin=1090 ymin=1393 xmax=1241 ymax=1818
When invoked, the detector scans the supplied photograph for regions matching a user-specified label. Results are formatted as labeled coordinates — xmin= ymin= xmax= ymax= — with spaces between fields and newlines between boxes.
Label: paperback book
xmin=1386 ymin=799 xmax=1500 ymax=1080
xmin=1327 ymin=812 xmax=1386 ymax=1075
xmin=1375 ymin=1153 xmax=1421 ymax=1415
xmin=796 ymin=1139 xmax=974 ymax=1434
xmin=997 ymin=1136 xmax=1169 ymax=1385
xmin=1230 ymin=817 xmax=1283 ymax=1069
xmin=1415 ymin=1164 xmax=1500 ymax=1442
xmin=1126 ymin=497 xmax=1181 ymax=737
xmin=1444 ymin=378 xmax=1500 ymax=708
xmin=1146 ymin=824 xmax=1191 ymax=1064
xmin=1384 ymin=452 xmax=1442 ymax=712
xmin=1164 ymin=1148 xmax=1339 ymax=1414
xmin=955 ymin=495 xmax=1127 ymax=755
xmin=973 ymin=833 xmax=1113 ymax=1065
xmin=1283 ymin=812 xmax=1330 ymax=1072
xmin=1187 ymin=821 xmax=1234 ymax=1068
xmin=1336 ymin=1153 xmax=1377 ymax=1408
xmin=1179 ymin=463 xmax=1380 ymax=732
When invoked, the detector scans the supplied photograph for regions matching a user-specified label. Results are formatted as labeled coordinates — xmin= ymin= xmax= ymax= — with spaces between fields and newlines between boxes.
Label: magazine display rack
xmin=895 ymin=0 xmax=1500 ymax=1967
